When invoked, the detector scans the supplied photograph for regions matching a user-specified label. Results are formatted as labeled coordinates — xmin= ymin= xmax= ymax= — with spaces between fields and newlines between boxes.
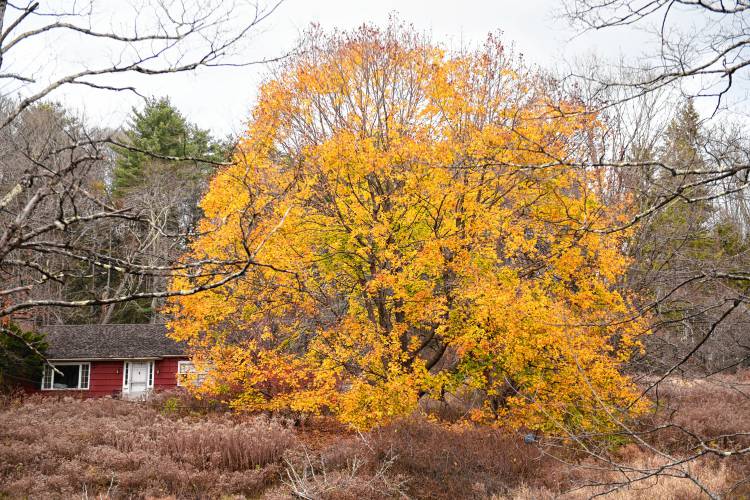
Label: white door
xmin=128 ymin=362 xmax=149 ymax=398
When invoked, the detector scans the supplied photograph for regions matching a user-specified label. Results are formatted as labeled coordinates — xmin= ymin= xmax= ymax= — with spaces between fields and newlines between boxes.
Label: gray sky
xmin=11 ymin=1 xmax=702 ymax=137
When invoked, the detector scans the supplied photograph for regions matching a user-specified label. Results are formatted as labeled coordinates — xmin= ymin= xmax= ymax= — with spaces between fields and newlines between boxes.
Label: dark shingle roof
xmin=40 ymin=324 xmax=186 ymax=360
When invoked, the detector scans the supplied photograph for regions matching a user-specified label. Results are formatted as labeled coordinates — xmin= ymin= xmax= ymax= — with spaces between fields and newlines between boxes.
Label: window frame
xmin=122 ymin=361 xmax=129 ymax=390
xmin=41 ymin=362 xmax=91 ymax=391
xmin=177 ymin=360 xmax=199 ymax=387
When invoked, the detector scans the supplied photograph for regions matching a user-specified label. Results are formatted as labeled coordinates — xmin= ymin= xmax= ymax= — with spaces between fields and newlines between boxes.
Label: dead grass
xmin=642 ymin=374 xmax=750 ymax=451
xmin=0 ymin=395 xmax=294 ymax=498
xmin=1 ymin=372 xmax=749 ymax=499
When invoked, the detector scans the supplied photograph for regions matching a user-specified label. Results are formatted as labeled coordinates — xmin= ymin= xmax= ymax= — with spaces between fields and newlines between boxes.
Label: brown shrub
xmin=162 ymin=417 xmax=295 ymax=471
xmin=636 ymin=376 xmax=750 ymax=455
xmin=147 ymin=388 xmax=228 ymax=416
xmin=0 ymin=397 xmax=295 ymax=498
xmin=273 ymin=416 xmax=566 ymax=500
xmin=365 ymin=416 xmax=563 ymax=498
xmin=268 ymin=447 xmax=408 ymax=500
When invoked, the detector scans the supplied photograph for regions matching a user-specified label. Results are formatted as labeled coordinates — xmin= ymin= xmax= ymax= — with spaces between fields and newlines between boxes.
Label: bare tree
xmin=559 ymin=2 xmax=750 ymax=366
xmin=563 ymin=0 xmax=750 ymax=112
xmin=0 ymin=0 xmax=284 ymax=348
xmin=539 ymin=2 xmax=750 ymax=496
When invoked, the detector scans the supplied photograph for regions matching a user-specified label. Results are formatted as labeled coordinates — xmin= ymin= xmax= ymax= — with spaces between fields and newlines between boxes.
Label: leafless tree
xmin=544 ymin=2 xmax=750 ymax=496
xmin=0 ymin=0 xmax=284 ymax=350
xmin=558 ymin=2 xmax=750 ymax=371
xmin=563 ymin=0 xmax=750 ymax=112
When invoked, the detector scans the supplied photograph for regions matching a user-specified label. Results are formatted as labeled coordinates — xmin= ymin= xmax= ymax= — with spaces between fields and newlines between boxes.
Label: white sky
xmin=5 ymin=0 xmax=732 ymax=137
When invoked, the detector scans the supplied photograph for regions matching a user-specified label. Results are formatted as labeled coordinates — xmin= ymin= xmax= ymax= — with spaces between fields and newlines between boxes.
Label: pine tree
xmin=0 ymin=323 xmax=47 ymax=389
xmin=113 ymin=97 xmax=225 ymax=194
xmin=658 ymin=99 xmax=714 ymax=252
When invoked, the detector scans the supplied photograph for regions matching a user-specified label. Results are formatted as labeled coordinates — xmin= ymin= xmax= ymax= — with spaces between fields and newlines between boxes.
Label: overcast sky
xmin=11 ymin=0 xmax=711 ymax=137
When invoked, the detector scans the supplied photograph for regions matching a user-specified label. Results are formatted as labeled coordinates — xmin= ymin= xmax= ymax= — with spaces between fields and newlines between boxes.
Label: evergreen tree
xmin=663 ymin=99 xmax=702 ymax=167
xmin=113 ymin=97 xmax=225 ymax=194
xmin=0 ymin=323 xmax=47 ymax=390
xmin=627 ymin=100 xmax=748 ymax=371
xmin=657 ymin=99 xmax=714 ymax=252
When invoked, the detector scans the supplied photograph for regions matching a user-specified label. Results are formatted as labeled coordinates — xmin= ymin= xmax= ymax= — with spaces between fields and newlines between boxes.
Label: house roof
xmin=40 ymin=324 xmax=187 ymax=360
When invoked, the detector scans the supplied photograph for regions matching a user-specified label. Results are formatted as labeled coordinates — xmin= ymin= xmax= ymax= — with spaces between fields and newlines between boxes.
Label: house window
xmin=148 ymin=362 xmax=154 ymax=388
xmin=177 ymin=360 xmax=204 ymax=387
xmin=80 ymin=363 xmax=90 ymax=389
xmin=42 ymin=365 xmax=52 ymax=389
xmin=41 ymin=363 xmax=90 ymax=390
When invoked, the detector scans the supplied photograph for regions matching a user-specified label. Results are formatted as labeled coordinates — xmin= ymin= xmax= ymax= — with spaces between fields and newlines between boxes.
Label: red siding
xmin=154 ymin=357 xmax=182 ymax=390
xmin=25 ymin=357 xmax=188 ymax=398
xmin=88 ymin=360 xmax=125 ymax=397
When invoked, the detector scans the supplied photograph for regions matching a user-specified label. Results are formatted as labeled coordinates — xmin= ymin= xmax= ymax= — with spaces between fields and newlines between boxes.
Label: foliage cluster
xmin=168 ymin=23 xmax=649 ymax=432
xmin=113 ymin=97 xmax=228 ymax=195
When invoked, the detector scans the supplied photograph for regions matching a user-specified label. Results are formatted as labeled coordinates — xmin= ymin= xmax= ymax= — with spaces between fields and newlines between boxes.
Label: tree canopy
xmin=167 ymin=24 xmax=649 ymax=431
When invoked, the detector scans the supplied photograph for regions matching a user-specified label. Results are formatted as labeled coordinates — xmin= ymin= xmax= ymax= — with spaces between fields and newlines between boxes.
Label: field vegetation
xmin=1 ymin=373 xmax=748 ymax=499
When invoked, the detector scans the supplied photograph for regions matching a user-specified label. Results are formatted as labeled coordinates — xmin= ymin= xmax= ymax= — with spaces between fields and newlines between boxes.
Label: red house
xmin=33 ymin=324 xmax=192 ymax=399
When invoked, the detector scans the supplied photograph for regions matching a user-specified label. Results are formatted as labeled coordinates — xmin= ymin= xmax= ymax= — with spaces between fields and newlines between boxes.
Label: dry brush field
xmin=1 ymin=374 xmax=749 ymax=500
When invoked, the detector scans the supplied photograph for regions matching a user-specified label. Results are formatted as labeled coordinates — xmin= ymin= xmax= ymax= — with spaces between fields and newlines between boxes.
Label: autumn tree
xmin=168 ymin=24 xmax=649 ymax=431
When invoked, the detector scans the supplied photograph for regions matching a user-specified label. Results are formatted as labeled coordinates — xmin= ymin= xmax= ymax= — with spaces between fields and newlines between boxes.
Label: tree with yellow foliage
xmin=167 ymin=23 xmax=649 ymax=432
